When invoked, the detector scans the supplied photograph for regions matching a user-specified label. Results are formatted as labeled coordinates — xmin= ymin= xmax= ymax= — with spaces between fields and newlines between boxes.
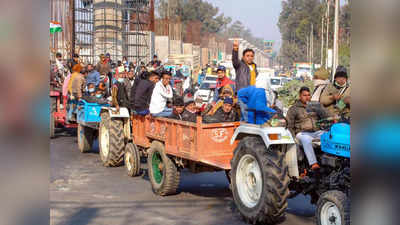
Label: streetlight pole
xmin=325 ymin=0 xmax=330 ymax=69
xmin=332 ymin=0 xmax=340 ymax=80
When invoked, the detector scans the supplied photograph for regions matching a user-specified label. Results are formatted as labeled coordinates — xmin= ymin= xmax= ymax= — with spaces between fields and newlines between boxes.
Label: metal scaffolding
xmin=74 ymin=0 xmax=151 ymax=64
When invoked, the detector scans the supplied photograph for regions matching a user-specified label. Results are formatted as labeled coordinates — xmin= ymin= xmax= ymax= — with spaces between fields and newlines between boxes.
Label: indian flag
xmin=50 ymin=21 xmax=63 ymax=34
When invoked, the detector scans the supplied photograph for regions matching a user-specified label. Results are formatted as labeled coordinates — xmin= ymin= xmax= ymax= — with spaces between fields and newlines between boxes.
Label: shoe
xmin=311 ymin=163 xmax=320 ymax=170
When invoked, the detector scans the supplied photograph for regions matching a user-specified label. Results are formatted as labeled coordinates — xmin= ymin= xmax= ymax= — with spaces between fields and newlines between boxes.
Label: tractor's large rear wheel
xmin=147 ymin=141 xmax=180 ymax=196
xmin=99 ymin=111 xmax=124 ymax=167
xmin=231 ymin=136 xmax=289 ymax=224
xmin=317 ymin=190 xmax=350 ymax=225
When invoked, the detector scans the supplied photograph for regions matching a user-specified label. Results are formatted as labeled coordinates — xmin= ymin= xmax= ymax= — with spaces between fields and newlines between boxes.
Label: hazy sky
xmin=205 ymin=0 xmax=283 ymax=50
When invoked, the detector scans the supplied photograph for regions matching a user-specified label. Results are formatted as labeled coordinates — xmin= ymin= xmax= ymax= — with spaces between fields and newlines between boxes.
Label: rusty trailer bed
xmin=131 ymin=115 xmax=240 ymax=170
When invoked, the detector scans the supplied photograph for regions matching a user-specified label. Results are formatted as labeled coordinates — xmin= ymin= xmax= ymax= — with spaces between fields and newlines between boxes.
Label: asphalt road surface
xmin=50 ymin=130 xmax=316 ymax=225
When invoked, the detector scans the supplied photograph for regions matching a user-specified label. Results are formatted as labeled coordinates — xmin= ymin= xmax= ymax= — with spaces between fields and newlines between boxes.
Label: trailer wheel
xmin=99 ymin=111 xmax=124 ymax=167
xmin=77 ymin=124 xmax=94 ymax=153
xmin=125 ymin=142 xmax=141 ymax=177
xmin=147 ymin=141 xmax=180 ymax=196
xmin=231 ymin=136 xmax=289 ymax=224
xmin=317 ymin=190 xmax=350 ymax=225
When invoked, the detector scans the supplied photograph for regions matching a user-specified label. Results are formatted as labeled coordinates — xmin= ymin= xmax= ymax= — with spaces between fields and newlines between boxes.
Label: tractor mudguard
xmin=230 ymin=124 xmax=295 ymax=148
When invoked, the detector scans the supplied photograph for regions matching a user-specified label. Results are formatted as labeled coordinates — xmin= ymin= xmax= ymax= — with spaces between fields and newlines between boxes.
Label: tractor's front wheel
xmin=125 ymin=142 xmax=141 ymax=177
xmin=99 ymin=111 xmax=124 ymax=167
xmin=77 ymin=124 xmax=94 ymax=153
xmin=231 ymin=136 xmax=289 ymax=224
xmin=147 ymin=141 xmax=180 ymax=196
xmin=317 ymin=190 xmax=350 ymax=225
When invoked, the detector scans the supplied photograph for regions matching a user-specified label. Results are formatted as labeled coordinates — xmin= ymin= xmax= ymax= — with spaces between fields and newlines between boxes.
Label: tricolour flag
xmin=50 ymin=21 xmax=63 ymax=34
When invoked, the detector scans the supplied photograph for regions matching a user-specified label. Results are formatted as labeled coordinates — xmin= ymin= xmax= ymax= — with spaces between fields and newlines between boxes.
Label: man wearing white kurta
xmin=150 ymin=71 xmax=173 ymax=117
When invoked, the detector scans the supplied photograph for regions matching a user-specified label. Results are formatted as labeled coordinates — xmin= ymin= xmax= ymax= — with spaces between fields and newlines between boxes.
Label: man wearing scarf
xmin=320 ymin=66 xmax=351 ymax=118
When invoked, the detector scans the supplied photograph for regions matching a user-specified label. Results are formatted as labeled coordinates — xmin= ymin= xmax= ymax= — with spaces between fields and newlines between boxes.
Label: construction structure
xmin=50 ymin=0 xmax=154 ymax=64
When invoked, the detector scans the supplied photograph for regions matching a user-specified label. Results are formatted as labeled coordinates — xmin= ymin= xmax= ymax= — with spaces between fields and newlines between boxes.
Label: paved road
xmin=50 ymin=131 xmax=316 ymax=225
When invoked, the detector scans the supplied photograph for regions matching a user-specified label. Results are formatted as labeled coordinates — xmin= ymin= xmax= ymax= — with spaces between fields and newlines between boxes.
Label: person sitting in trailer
xmin=203 ymin=97 xmax=239 ymax=123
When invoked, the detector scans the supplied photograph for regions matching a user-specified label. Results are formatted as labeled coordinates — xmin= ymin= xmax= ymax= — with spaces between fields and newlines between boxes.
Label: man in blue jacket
xmin=86 ymin=64 xmax=100 ymax=87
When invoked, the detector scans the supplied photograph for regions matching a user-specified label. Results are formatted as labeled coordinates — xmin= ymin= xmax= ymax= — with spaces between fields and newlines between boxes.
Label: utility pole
xmin=321 ymin=17 xmax=324 ymax=66
xmin=311 ymin=23 xmax=314 ymax=65
xmin=325 ymin=0 xmax=330 ymax=69
xmin=332 ymin=0 xmax=340 ymax=79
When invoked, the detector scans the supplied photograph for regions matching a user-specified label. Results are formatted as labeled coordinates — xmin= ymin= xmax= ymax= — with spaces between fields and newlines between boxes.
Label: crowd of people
xmin=50 ymin=40 xmax=351 ymax=173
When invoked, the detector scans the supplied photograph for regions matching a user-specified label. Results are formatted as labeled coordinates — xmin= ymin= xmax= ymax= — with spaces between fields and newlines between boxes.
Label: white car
xmin=269 ymin=77 xmax=283 ymax=91
xmin=194 ymin=81 xmax=217 ymax=103
xmin=203 ymin=75 xmax=218 ymax=82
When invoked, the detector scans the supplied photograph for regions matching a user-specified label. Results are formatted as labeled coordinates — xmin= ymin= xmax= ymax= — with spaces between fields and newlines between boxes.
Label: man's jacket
xmin=320 ymin=83 xmax=350 ymax=117
xmin=181 ymin=110 xmax=197 ymax=123
xmin=203 ymin=107 xmax=238 ymax=123
xmin=86 ymin=70 xmax=100 ymax=86
xmin=132 ymin=79 xmax=155 ymax=112
xmin=232 ymin=49 xmax=258 ymax=92
xmin=112 ymin=82 xmax=130 ymax=108
xmin=286 ymin=100 xmax=326 ymax=137
xmin=96 ymin=62 xmax=111 ymax=76
xmin=71 ymin=73 xmax=86 ymax=98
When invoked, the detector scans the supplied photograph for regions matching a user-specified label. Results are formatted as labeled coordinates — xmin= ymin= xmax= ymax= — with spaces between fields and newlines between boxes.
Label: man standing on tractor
xmin=232 ymin=40 xmax=258 ymax=92
xmin=286 ymin=87 xmax=329 ymax=171
xmin=320 ymin=66 xmax=351 ymax=118
xmin=232 ymin=40 xmax=258 ymax=120
xmin=67 ymin=64 xmax=85 ymax=122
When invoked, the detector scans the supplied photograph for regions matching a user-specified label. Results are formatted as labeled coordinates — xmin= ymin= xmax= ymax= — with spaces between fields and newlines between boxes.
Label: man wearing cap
xmin=320 ymin=66 xmax=350 ymax=117
xmin=311 ymin=68 xmax=330 ymax=102
xmin=203 ymin=98 xmax=239 ymax=123
xmin=168 ymin=97 xmax=185 ymax=120
xmin=213 ymin=65 xmax=235 ymax=103
xmin=96 ymin=54 xmax=112 ymax=84
xmin=181 ymin=94 xmax=197 ymax=123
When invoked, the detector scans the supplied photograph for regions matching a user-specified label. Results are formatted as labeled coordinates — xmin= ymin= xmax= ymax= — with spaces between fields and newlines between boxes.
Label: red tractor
xmin=50 ymin=90 xmax=78 ymax=138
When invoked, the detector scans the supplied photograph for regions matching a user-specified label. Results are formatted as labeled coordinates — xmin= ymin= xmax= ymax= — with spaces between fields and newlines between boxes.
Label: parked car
xmin=194 ymin=81 xmax=216 ymax=103
xmin=203 ymin=75 xmax=218 ymax=82
xmin=269 ymin=77 xmax=283 ymax=91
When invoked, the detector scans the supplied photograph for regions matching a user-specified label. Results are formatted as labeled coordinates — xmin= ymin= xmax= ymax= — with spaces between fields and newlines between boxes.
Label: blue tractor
xmin=230 ymin=113 xmax=350 ymax=225
xmin=76 ymin=100 xmax=109 ymax=153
